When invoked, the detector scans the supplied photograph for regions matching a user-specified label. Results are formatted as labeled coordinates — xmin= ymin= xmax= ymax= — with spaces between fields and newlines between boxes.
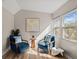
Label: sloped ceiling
xmin=3 ymin=0 xmax=69 ymax=15
xmin=3 ymin=0 xmax=21 ymax=14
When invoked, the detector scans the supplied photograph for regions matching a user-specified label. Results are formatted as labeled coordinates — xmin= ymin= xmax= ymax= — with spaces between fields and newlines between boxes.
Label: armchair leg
xmin=37 ymin=48 xmax=40 ymax=55
xmin=37 ymin=48 xmax=39 ymax=53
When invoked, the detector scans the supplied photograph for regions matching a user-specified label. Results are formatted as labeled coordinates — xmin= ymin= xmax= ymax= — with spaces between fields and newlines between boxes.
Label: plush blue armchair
xmin=9 ymin=35 xmax=29 ymax=53
xmin=38 ymin=35 xmax=55 ymax=53
xmin=38 ymin=39 xmax=48 ymax=53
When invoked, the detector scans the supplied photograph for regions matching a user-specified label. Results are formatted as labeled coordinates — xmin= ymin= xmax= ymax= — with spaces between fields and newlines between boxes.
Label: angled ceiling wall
xmin=2 ymin=0 xmax=21 ymax=15
xmin=3 ymin=0 xmax=69 ymax=15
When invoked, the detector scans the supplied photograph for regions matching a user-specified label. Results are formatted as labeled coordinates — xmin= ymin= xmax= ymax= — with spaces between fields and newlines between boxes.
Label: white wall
xmin=61 ymin=40 xmax=77 ymax=59
xmin=52 ymin=0 xmax=77 ymax=59
xmin=14 ymin=10 xmax=52 ymax=41
xmin=51 ymin=0 xmax=77 ymax=18
xmin=2 ymin=8 xmax=14 ymax=55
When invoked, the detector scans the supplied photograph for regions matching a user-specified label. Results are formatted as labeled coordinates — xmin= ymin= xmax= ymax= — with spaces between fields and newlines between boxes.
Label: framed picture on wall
xmin=25 ymin=18 xmax=40 ymax=32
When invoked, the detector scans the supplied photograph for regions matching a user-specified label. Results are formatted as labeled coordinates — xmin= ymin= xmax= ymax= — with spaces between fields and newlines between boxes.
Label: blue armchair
xmin=9 ymin=35 xmax=29 ymax=53
xmin=38 ymin=39 xmax=48 ymax=53
xmin=38 ymin=35 xmax=55 ymax=53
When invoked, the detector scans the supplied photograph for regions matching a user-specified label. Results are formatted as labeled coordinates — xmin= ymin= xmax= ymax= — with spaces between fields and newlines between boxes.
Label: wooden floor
xmin=3 ymin=48 xmax=67 ymax=59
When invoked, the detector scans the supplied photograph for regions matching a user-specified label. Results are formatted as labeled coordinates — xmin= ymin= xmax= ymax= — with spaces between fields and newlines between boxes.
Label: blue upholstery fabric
xmin=9 ymin=35 xmax=29 ymax=53
xmin=38 ymin=35 xmax=55 ymax=53
xmin=38 ymin=40 xmax=48 ymax=52
xmin=51 ymin=36 xmax=55 ymax=47
xmin=18 ymin=42 xmax=29 ymax=53
xmin=38 ymin=40 xmax=48 ymax=53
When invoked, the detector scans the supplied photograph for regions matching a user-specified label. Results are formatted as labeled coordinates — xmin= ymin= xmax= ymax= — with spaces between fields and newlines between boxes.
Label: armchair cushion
xmin=38 ymin=35 xmax=55 ymax=53
xmin=38 ymin=40 xmax=48 ymax=46
xmin=9 ymin=35 xmax=29 ymax=53
xmin=14 ymin=36 xmax=22 ymax=43
xmin=18 ymin=42 xmax=29 ymax=53
xmin=38 ymin=39 xmax=48 ymax=53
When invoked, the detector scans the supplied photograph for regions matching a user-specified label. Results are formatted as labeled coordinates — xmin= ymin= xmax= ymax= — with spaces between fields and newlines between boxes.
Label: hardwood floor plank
xmin=3 ymin=48 xmax=67 ymax=59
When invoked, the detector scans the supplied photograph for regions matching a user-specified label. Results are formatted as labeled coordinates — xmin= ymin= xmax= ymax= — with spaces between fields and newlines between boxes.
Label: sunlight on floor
xmin=27 ymin=48 xmax=57 ymax=59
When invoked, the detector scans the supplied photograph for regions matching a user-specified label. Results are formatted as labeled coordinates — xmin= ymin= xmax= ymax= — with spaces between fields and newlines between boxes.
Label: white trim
xmin=65 ymin=53 xmax=72 ymax=59
xmin=2 ymin=47 xmax=10 ymax=56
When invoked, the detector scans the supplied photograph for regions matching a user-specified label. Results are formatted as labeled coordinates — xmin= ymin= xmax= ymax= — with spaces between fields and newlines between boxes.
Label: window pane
xmin=64 ymin=11 xmax=77 ymax=27
xmin=63 ymin=10 xmax=77 ymax=42
xmin=53 ymin=17 xmax=62 ymax=40
xmin=55 ymin=28 xmax=61 ymax=39
xmin=53 ymin=18 xmax=61 ymax=28
xmin=63 ymin=27 xmax=76 ymax=40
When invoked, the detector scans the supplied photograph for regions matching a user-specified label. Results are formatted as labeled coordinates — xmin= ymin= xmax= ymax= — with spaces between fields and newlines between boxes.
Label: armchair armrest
xmin=39 ymin=39 xmax=44 ymax=41
xmin=51 ymin=41 xmax=55 ymax=44
xmin=22 ymin=40 xmax=28 ymax=43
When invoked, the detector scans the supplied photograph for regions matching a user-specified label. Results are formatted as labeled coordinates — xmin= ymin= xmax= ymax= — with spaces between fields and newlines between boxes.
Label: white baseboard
xmin=65 ymin=53 xmax=72 ymax=59
xmin=2 ymin=47 xmax=10 ymax=56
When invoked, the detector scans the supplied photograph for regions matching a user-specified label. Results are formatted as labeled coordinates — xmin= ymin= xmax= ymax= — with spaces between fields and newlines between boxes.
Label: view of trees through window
xmin=63 ymin=10 xmax=77 ymax=41
xmin=52 ymin=9 xmax=77 ymax=42
xmin=53 ymin=17 xmax=62 ymax=40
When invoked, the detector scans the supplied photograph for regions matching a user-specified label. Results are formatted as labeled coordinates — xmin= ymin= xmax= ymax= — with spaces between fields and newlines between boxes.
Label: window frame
xmin=52 ymin=9 xmax=77 ymax=43
xmin=62 ymin=9 xmax=77 ymax=42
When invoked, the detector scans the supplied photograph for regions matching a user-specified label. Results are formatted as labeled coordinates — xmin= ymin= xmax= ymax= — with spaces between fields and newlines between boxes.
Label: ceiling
xmin=3 ymin=0 xmax=69 ymax=14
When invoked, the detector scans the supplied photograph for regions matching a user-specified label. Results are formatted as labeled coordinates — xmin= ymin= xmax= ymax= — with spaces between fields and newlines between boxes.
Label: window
xmin=62 ymin=10 xmax=77 ymax=42
xmin=52 ymin=9 xmax=77 ymax=42
xmin=53 ymin=17 xmax=62 ymax=40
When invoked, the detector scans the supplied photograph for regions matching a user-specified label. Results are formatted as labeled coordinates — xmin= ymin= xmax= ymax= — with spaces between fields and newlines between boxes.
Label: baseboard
xmin=64 ymin=53 xmax=72 ymax=59
xmin=2 ymin=47 xmax=10 ymax=56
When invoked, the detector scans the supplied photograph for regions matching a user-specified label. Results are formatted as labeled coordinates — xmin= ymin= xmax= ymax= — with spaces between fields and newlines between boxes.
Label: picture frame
xmin=25 ymin=18 xmax=40 ymax=32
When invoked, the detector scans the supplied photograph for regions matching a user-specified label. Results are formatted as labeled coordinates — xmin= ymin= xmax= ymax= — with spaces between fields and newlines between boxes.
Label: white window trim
xmin=52 ymin=9 xmax=77 ymax=43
